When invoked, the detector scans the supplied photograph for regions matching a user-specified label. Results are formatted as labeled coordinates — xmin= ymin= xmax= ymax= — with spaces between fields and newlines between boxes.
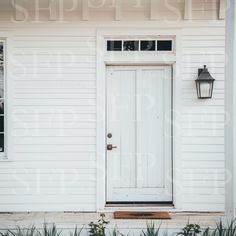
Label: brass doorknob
xmin=107 ymin=144 xmax=117 ymax=150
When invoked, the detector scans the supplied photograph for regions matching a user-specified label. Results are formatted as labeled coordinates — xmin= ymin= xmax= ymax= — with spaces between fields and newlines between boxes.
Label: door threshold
xmin=105 ymin=202 xmax=174 ymax=208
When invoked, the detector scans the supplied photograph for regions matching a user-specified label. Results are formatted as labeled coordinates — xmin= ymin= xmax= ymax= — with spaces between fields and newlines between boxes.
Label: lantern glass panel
xmin=200 ymin=82 xmax=211 ymax=98
xmin=196 ymin=80 xmax=214 ymax=99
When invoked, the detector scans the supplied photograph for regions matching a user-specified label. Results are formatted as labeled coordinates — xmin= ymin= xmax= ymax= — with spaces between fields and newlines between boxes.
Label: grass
xmin=1 ymin=218 xmax=236 ymax=236
xmin=141 ymin=222 xmax=161 ymax=236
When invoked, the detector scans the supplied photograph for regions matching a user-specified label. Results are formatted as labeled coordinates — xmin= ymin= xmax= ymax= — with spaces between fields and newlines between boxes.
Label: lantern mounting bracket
xmin=198 ymin=68 xmax=204 ymax=76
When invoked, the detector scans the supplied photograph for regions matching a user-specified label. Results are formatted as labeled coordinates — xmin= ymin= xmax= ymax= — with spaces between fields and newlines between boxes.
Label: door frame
xmin=96 ymin=28 xmax=183 ymax=211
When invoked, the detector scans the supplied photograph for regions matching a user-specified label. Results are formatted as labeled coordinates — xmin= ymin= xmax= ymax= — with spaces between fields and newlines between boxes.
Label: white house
xmin=0 ymin=0 xmax=228 ymax=213
xmin=225 ymin=0 xmax=236 ymax=217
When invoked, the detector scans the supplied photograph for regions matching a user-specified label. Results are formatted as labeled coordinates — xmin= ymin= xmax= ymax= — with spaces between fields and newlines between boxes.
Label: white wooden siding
xmin=0 ymin=30 xmax=97 ymax=211
xmin=0 ymin=0 xmax=223 ymax=21
xmin=181 ymin=26 xmax=225 ymax=211
xmin=0 ymin=20 xmax=225 ymax=212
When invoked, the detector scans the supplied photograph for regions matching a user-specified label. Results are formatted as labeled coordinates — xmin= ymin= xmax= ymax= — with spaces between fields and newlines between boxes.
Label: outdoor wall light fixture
xmin=195 ymin=65 xmax=215 ymax=99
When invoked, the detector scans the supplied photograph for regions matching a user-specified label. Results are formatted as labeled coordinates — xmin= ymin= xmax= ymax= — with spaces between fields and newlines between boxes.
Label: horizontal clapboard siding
xmin=181 ymin=26 xmax=225 ymax=211
xmin=0 ymin=20 xmax=226 ymax=212
xmin=0 ymin=31 xmax=97 ymax=211
xmin=0 ymin=0 xmax=222 ymax=21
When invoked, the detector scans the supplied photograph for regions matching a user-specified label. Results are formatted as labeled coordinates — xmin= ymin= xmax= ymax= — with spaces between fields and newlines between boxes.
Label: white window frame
xmin=106 ymin=36 xmax=175 ymax=54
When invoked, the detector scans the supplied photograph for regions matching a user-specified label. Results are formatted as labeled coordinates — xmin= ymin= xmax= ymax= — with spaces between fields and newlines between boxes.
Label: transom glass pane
xmin=0 ymin=65 xmax=4 ymax=99
xmin=107 ymin=40 xmax=122 ymax=51
xmin=0 ymin=44 xmax=3 ymax=62
xmin=141 ymin=40 xmax=156 ymax=51
xmin=0 ymin=100 xmax=3 ymax=115
xmin=157 ymin=40 xmax=172 ymax=51
xmin=0 ymin=134 xmax=4 ymax=152
xmin=123 ymin=41 xmax=139 ymax=51
xmin=0 ymin=116 xmax=4 ymax=133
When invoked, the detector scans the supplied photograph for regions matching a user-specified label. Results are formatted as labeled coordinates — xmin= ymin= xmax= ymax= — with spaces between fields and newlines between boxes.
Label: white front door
xmin=106 ymin=66 xmax=172 ymax=203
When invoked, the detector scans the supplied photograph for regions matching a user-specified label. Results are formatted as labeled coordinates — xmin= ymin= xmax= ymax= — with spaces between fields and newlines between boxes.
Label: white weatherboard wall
xmin=181 ymin=27 xmax=225 ymax=211
xmin=1 ymin=29 xmax=97 ymax=211
xmin=0 ymin=0 xmax=225 ymax=21
xmin=0 ymin=22 xmax=225 ymax=212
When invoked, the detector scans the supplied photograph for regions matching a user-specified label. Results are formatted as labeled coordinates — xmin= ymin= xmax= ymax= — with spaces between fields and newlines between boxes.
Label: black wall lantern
xmin=195 ymin=65 xmax=215 ymax=99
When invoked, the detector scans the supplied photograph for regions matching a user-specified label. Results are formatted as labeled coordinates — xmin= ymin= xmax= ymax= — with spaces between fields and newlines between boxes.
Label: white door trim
xmin=96 ymin=28 xmax=183 ymax=211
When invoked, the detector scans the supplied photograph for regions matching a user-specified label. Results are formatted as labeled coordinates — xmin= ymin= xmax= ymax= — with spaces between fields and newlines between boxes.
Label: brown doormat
xmin=114 ymin=211 xmax=171 ymax=219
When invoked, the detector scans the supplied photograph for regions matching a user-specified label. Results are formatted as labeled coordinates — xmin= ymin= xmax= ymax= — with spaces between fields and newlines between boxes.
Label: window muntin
xmin=0 ymin=41 xmax=5 ymax=154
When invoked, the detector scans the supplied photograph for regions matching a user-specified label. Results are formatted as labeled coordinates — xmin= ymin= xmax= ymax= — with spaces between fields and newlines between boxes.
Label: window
xmin=107 ymin=40 xmax=122 ymax=51
xmin=107 ymin=39 xmax=173 ymax=52
xmin=0 ymin=41 xmax=5 ymax=154
xmin=141 ymin=40 xmax=156 ymax=51
xmin=157 ymin=40 xmax=172 ymax=51
xmin=123 ymin=40 xmax=139 ymax=51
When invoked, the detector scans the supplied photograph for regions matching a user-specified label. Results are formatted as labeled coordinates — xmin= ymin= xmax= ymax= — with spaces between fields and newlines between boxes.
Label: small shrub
xmin=88 ymin=214 xmax=109 ymax=236
xmin=177 ymin=224 xmax=201 ymax=236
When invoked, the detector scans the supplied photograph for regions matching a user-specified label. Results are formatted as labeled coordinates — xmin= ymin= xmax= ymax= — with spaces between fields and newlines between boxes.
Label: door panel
xmin=106 ymin=66 xmax=172 ymax=203
xmin=136 ymin=69 xmax=165 ymax=189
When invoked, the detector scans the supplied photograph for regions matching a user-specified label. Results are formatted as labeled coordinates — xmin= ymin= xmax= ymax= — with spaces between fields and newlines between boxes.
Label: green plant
xmin=212 ymin=221 xmax=224 ymax=236
xmin=211 ymin=220 xmax=236 ymax=236
xmin=8 ymin=226 xmax=36 ymax=236
xmin=88 ymin=214 xmax=109 ymax=236
xmin=202 ymin=228 xmax=210 ymax=236
xmin=110 ymin=228 xmax=125 ymax=236
xmin=142 ymin=222 xmax=161 ymax=236
xmin=224 ymin=220 xmax=236 ymax=236
xmin=177 ymin=224 xmax=201 ymax=236
xmin=162 ymin=231 xmax=168 ymax=236
xmin=0 ymin=231 xmax=10 ymax=236
xmin=37 ymin=224 xmax=61 ymax=236
xmin=69 ymin=226 xmax=83 ymax=236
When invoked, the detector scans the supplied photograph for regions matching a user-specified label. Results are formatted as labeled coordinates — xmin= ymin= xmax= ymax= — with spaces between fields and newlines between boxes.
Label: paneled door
xmin=106 ymin=66 xmax=173 ymax=203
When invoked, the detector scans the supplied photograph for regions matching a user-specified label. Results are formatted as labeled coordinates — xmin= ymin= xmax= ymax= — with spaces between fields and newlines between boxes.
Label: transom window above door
xmin=107 ymin=39 xmax=173 ymax=52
